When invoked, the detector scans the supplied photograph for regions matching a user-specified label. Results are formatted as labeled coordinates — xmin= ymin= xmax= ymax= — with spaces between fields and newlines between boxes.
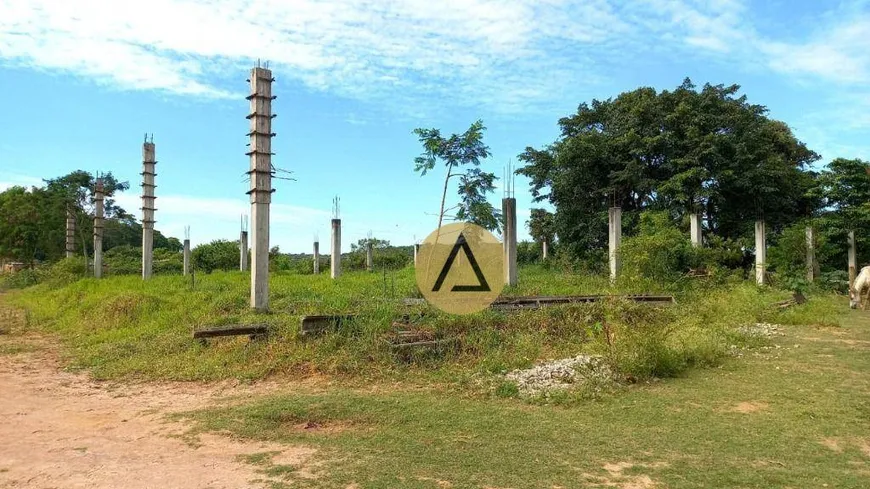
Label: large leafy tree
xmin=527 ymin=208 xmax=556 ymax=247
xmin=517 ymin=79 xmax=820 ymax=258
xmin=413 ymin=120 xmax=501 ymax=231
xmin=813 ymin=158 xmax=870 ymax=268
xmin=43 ymin=170 xmax=131 ymax=258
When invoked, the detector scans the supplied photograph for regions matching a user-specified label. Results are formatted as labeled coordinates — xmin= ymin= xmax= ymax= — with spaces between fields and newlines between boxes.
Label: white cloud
xmin=760 ymin=18 xmax=870 ymax=84
xmin=2 ymin=0 xmax=868 ymax=114
xmin=0 ymin=0 xmax=628 ymax=113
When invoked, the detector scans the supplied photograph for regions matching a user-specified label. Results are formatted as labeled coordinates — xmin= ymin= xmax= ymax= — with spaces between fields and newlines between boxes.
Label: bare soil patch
xmin=729 ymin=401 xmax=769 ymax=414
xmin=0 ymin=335 xmax=317 ymax=488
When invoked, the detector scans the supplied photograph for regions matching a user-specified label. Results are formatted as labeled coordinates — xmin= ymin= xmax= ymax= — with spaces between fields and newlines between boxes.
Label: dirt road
xmin=0 ymin=334 xmax=315 ymax=489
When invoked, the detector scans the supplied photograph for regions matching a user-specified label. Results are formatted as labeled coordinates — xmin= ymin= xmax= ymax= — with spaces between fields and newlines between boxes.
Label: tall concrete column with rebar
xmin=240 ymin=231 xmax=249 ymax=272
xmin=93 ymin=180 xmax=104 ymax=278
xmin=65 ymin=207 xmax=76 ymax=259
xmin=141 ymin=138 xmax=157 ymax=280
xmin=183 ymin=239 xmax=191 ymax=276
xmin=331 ymin=219 xmax=341 ymax=279
xmin=848 ymin=230 xmax=858 ymax=290
xmin=806 ymin=227 xmax=816 ymax=282
xmin=609 ymin=207 xmax=622 ymax=283
xmin=690 ymin=213 xmax=703 ymax=248
xmin=313 ymin=241 xmax=320 ymax=274
xmin=247 ymin=67 xmax=275 ymax=312
xmin=366 ymin=242 xmax=374 ymax=272
xmin=502 ymin=197 xmax=518 ymax=286
xmin=755 ymin=220 xmax=767 ymax=285
xmin=414 ymin=244 xmax=420 ymax=267
xmin=542 ymin=239 xmax=548 ymax=261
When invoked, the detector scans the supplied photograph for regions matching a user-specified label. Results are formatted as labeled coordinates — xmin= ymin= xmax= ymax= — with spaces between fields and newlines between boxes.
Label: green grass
xmin=0 ymin=266 xmax=840 ymax=385
xmin=178 ymin=310 xmax=870 ymax=488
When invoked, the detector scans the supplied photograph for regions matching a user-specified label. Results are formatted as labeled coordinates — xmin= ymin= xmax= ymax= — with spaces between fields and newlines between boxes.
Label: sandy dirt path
xmin=0 ymin=333 xmax=317 ymax=489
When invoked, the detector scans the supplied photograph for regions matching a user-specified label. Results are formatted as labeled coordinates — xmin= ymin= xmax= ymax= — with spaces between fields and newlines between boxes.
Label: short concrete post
xmin=609 ymin=207 xmax=622 ymax=283
xmin=542 ymin=239 xmax=549 ymax=261
xmin=690 ymin=213 xmax=703 ymax=248
xmin=247 ymin=66 xmax=275 ymax=312
xmin=313 ymin=241 xmax=320 ymax=274
xmin=93 ymin=180 xmax=104 ymax=278
xmin=806 ymin=227 xmax=815 ymax=282
xmin=502 ymin=197 xmax=518 ymax=286
xmin=65 ymin=206 xmax=76 ymax=258
xmin=183 ymin=239 xmax=191 ymax=276
xmin=141 ymin=138 xmax=157 ymax=280
xmin=239 ymin=230 xmax=249 ymax=272
xmin=331 ymin=219 xmax=341 ymax=279
xmin=414 ymin=244 xmax=420 ymax=267
xmin=366 ymin=242 xmax=374 ymax=272
xmin=848 ymin=230 xmax=857 ymax=290
xmin=755 ymin=220 xmax=767 ymax=285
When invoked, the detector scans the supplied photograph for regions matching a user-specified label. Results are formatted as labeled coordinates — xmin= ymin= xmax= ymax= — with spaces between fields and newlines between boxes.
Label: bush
xmin=193 ymin=240 xmax=240 ymax=273
xmin=619 ymin=212 xmax=692 ymax=284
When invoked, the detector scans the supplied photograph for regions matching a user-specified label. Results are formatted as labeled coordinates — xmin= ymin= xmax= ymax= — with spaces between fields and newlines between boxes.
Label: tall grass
xmin=2 ymin=266 xmax=846 ymax=387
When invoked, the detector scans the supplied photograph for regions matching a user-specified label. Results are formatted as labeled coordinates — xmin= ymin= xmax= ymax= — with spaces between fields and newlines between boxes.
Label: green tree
xmin=527 ymin=208 xmax=556 ymax=247
xmin=813 ymin=158 xmax=870 ymax=270
xmin=413 ymin=120 xmax=501 ymax=231
xmin=192 ymin=240 xmax=239 ymax=273
xmin=517 ymin=79 xmax=820 ymax=259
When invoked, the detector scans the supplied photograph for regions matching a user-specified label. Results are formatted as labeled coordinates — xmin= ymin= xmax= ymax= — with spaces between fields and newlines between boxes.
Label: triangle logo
xmin=431 ymin=232 xmax=491 ymax=292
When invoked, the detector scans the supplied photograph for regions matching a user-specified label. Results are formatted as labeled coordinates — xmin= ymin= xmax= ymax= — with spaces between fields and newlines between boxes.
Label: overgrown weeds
xmin=0 ymin=266 xmax=846 ymax=396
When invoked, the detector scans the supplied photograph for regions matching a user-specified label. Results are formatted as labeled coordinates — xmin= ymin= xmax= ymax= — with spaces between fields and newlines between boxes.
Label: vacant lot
xmin=1 ymin=269 xmax=866 ymax=488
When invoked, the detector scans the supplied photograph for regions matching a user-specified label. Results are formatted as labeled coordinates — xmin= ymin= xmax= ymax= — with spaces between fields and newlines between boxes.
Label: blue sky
xmin=1 ymin=0 xmax=868 ymax=253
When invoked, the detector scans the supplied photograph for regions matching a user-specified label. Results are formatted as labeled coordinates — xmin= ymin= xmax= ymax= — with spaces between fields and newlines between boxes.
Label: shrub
xmin=193 ymin=240 xmax=240 ymax=273
xmin=619 ymin=211 xmax=692 ymax=284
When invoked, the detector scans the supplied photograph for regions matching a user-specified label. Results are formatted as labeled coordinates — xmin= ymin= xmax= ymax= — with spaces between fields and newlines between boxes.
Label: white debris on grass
xmin=505 ymin=354 xmax=614 ymax=396
xmin=738 ymin=323 xmax=785 ymax=338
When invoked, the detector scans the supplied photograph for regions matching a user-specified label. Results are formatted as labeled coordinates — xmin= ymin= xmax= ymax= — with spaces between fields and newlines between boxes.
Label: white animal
xmin=850 ymin=265 xmax=870 ymax=309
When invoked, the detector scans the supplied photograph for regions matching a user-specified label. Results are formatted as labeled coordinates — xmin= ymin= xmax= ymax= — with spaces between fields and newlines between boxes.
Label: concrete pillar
xmin=141 ymin=139 xmax=157 ymax=280
xmin=65 ymin=206 xmax=76 ymax=258
xmin=755 ymin=220 xmax=767 ymax=286
xmin=542 ymin=239 xmax=548 ymax=261
xmin=414 ymin=244 xmax=420 ymax=267
xmin=331 ymin=219 xmax=341 ymax=279
xmin=313 ymin=241 xmax=320 ymax=274
xmin=239 ymin=231 xmax=249 ymax=272
xmin=93 ymin=180 xmax=104 ymax=278
xmin=502 ymin=197 xmax=518 ymax=286
xmin=609 ymin=207 xmax=622 ymax=283
xmin=806 ymin=227 xmax=815 ymax=282
xmin=690 ymin=213 xmax=703 ymax=248
xmin=848 ymin=230 xmax=857 ymax=290
xmin=183 ymin=239 xmax=191 ymax=276
xmin=247 ymin=66 xmax=275 ymax=312
xmin=366 ymin=242 xmax=374 ymax=272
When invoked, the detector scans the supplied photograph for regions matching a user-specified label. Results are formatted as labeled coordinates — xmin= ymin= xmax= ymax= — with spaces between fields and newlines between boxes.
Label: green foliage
xmin=619 ymin=212 xmax=692 ymax=284
xmin=413 ymin=120 xmax=501 ymax=231
xmin=813 ymin=158 xmax=870 ymax=270
xmin=193 ymin=240 xmax=240 ymax=273
xmin=517 ymin=79 xmax=820 ymax=260
xmin=527 ymin=208 xmax=556 ymax=246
